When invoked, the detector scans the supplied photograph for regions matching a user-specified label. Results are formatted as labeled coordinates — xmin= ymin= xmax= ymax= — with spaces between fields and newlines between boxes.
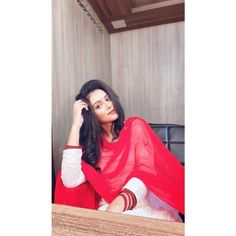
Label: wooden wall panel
xmin=52 ymin=0 xmax=112 ymax=175
xmin=110 ymin=22 xmax=184 ymax=124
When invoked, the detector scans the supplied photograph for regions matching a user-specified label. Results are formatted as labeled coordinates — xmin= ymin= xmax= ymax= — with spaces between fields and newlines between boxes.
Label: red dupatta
xmin=55 ymin=117 xmax=184 ymax=214
xmin=82 ymin=117 xmax=184 ymax=214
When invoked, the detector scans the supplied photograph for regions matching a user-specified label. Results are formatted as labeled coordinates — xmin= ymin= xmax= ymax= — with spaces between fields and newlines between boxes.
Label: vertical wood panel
xmin=110 ymin=22 xmax=184 ymax=124
xmin=52 ymin=1 xmax=184 ymax=180
xmin=52 ymin=0 xmax=112 ymax=175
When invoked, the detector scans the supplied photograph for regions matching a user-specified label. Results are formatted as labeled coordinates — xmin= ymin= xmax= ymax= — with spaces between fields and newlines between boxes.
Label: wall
xmin=52 ymin=0 xmax=184 ymax=177
xmin=110 ymin=22 xmax=184 ymax=124
xmin=52 ymin=0 xmax=112 ymax=175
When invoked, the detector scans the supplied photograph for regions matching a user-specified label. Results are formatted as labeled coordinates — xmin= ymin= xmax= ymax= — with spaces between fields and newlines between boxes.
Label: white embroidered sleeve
xmin=61 ymin=148 xmax=86 ymax=187
xmin=122 ymin=177 xmax=147 ymax=202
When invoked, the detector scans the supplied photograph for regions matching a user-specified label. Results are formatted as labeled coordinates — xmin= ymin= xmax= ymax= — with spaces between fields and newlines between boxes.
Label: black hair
xmin=75 ymin=80 xmax=125 ymax=169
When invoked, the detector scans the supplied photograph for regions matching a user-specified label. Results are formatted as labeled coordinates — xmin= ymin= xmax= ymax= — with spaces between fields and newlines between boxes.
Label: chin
xmin=102 ymin=114 xmax=119 ymax=123
xmin=111 ymin=113 xmax=119 ymax=121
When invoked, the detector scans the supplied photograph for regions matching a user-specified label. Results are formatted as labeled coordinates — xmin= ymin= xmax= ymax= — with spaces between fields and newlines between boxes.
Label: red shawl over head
xmin=55 ymin=117 xmax=184 ymax=214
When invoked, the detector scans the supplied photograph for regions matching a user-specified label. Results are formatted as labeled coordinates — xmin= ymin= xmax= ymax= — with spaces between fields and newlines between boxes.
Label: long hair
xmin=75 ymin=80 xmax=125 ymax=169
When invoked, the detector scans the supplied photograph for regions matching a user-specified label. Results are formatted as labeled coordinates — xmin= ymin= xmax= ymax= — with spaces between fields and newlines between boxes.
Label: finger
xmin=77 ymin=99 xmax=88 ymax=106
xmin=74 ymin=100 xmax=88 ymax=108
xmin=80 ymin=104 xmax=89 ymax=111
xmin=74 ymin=103 xmax=89 ymax=113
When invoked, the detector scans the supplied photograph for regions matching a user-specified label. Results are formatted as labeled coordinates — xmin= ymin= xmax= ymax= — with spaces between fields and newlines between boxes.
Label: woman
xmin=55 ymin=80 xmax=184 ymax=222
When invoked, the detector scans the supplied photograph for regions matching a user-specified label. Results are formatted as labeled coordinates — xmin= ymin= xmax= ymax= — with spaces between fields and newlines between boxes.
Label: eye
xmin=105 ymin=95 xmax=110 ymax=101
xmin=95 ymin=104 xmax=102 ymax=109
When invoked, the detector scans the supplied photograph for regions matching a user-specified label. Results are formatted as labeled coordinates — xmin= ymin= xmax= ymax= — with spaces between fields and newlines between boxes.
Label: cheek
xmin=94 ymin=109 xmax=106 ymax=121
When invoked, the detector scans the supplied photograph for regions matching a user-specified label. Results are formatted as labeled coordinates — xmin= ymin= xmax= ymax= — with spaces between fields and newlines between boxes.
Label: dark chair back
xmin=149 ymin=124 xmax=184 ymax=165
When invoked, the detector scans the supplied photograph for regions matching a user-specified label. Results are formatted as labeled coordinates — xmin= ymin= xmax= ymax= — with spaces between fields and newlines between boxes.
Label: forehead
xmin=88 ymin=89 xmax=107 ymax=104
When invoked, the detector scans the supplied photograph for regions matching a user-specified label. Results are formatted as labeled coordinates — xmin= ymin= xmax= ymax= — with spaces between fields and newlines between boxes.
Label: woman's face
xmin=88 ymin=89 xmax=118 ymax=124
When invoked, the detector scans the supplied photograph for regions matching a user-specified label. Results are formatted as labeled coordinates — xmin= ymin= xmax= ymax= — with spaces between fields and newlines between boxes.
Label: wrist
xmin=67 ymin=125 xmax=81 ymax=146
xmin=118 ymin=188 xmax=137 ymax=212
xmin=71 ymin=123 xmax=82 ymax=130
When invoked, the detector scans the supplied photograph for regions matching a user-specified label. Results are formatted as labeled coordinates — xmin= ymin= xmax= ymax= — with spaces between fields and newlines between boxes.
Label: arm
xmin=67 ymin=99 xmax=88 ymax=146
xmin=61 ymin=148 xmax=86 ymax=187
xmin=61 ymin=100 xmax=88 ymax=187
xmin=106 ymin=178 xmax=147 ymax=213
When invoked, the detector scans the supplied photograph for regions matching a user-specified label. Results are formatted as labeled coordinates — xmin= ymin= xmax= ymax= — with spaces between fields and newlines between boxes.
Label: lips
xmin=108 ymin=109 xmax=116 ymax=115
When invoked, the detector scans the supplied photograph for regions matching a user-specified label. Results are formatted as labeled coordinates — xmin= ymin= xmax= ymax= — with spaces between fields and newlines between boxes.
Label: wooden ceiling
xmin=87 ymin=0 xmax=184 ymax=33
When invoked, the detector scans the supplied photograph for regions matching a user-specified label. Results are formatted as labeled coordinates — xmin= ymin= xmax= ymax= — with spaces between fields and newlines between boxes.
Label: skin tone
xmin=88 ymin=89 xmax=118 ymax=142
xmin=67 ymin=89 xmax=125 ymax=213
xmin=66 ymin=99 xmax=88 ymax=146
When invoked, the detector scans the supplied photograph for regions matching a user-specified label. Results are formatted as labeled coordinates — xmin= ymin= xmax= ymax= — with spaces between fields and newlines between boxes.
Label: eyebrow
xmin=92 ymin=94 xmax=108 ymax=107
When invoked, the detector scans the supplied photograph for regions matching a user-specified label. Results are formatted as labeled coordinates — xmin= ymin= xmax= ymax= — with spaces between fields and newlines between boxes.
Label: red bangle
xmin=123 ymin=188 xmax=137 ymax=210
xmin=118 ymin=189 xmax=137 ymax=211
xmin=126 ymin=191 xmax=133 ymax=210
xmin=119 ymin=193 xmax=128 ymax=211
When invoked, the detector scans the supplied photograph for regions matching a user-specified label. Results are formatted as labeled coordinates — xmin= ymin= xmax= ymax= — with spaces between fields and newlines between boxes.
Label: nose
xmin=105 ymin=100 xmax=112 ymax=109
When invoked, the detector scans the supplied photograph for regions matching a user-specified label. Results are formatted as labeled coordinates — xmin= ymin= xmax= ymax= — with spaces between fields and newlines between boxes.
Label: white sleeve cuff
xmin=61 ymin=148 xmax=86 ymax=187
xmin=123 ymin=177 xmax=147 ymax=202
